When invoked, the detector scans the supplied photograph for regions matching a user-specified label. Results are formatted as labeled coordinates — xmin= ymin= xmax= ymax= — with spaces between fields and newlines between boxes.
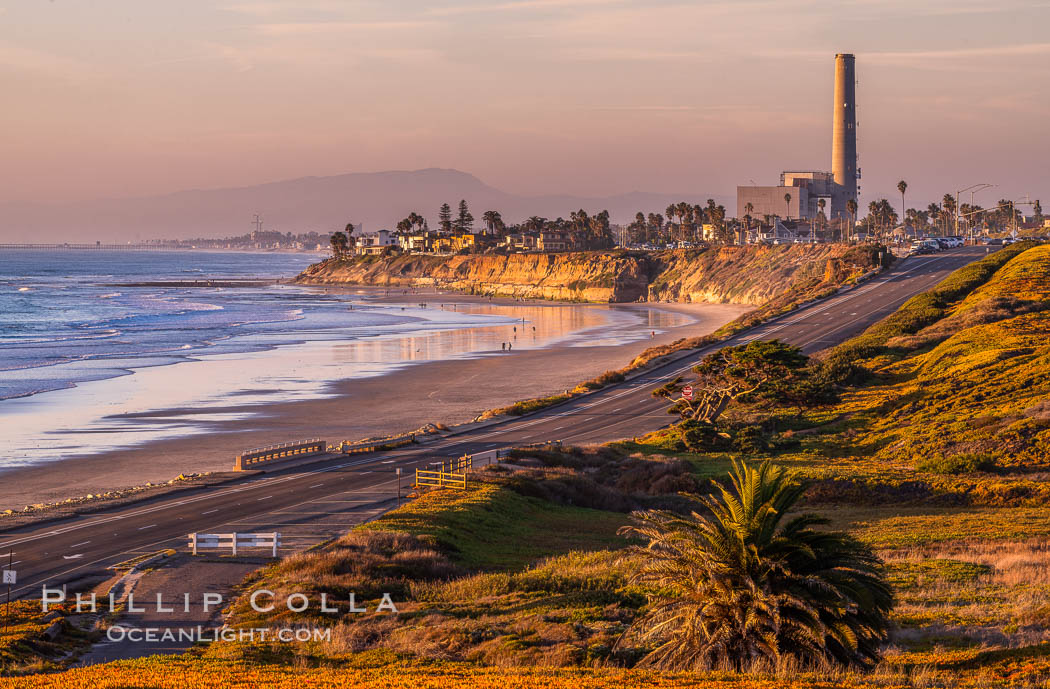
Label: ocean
xmin=0 ymin=250 xmax=422 ymax=401
xmin=0 ymin=250 xmax=685 ymax=469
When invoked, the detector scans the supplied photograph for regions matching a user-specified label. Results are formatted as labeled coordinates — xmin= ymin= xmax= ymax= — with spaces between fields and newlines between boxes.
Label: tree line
xmin=329 ymin=185 xmax=1044 ymax=257
xmin=393 ymin=201 xmax=616 ymax=251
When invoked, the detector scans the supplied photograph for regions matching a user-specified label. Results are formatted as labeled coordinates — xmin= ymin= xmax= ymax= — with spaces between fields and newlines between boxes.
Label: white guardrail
xmin=189 ymin=532 xmax=280 ymax=557
xmin=234 ymin=439 xmax=326 ymax=471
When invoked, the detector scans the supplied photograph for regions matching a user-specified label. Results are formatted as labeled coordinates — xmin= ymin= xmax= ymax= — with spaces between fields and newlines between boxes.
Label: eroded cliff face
xmin=296 ymin=252 xmax=654 ymax=302
xmin=296 ymin=245 xmax=882 ymax=304
xmin=646 ymin=244 xmax=880 ymax=305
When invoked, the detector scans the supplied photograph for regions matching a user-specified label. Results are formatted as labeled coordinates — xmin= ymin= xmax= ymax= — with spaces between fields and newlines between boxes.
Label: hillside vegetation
xmin=296 ymin=245 xmax=885 ymax=304
xmin=10 ymin=245 xmax=1050 ymax=687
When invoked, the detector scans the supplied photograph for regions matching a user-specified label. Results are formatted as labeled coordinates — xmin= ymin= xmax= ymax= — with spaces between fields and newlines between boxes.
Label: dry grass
xmin=878 ymin=539 xmax=1050 ymax=650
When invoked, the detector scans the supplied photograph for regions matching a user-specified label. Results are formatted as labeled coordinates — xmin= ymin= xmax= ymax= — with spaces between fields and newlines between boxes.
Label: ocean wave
xmin=0 ymin=380 xmax=76 ymax=401
xmin=0 ymin=328 xmax=123 ymax=347
xmin=98 ymin=292 xmax=122 ymax=299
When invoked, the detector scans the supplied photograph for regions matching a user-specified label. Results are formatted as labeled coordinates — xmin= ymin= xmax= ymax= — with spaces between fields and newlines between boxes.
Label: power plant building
xmin=737 ymin=54 xmax=860 ymax=223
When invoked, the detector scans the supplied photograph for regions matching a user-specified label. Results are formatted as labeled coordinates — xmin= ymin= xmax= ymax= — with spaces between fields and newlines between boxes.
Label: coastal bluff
xmin=295 ymin=245 xmax=884 ymax=304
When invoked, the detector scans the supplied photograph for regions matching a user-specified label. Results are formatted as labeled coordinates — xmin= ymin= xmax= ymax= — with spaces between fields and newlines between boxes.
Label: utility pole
xmin=396 ymin=468 xmax=402 ymax=508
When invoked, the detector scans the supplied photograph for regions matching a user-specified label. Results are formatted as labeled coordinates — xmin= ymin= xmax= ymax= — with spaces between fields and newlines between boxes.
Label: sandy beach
xmin=0 ymin=291 xmax=748 ymax=510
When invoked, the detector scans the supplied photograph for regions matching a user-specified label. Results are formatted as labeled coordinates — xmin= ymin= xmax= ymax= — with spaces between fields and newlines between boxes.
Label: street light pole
xmin=956 ymin=184 xmax=994 ymax=238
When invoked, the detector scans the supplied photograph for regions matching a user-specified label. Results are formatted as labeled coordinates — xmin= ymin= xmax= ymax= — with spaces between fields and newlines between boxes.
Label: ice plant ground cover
xmin=5 ymin=244 xmax=1050 ymax=687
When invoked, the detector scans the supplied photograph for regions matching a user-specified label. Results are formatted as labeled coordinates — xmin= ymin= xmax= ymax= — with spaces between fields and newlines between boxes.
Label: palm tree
xmin=481 ymin=210 xmax=503 ymax=236
xmin=617 ymin=460 xmax=892 ymax=672
xmin=942 ymin=194 xmax=957 ymax=236
xmin=926 ymin=203 xmax=941 ymax=234
xmin=897 ymin=181 xmax=907 ymax=233
xmin=743 ymin=202 xmax=754 ymax=239
xmin=524 ymin=216 xmax=546 ymax=234
xmin=783 ymin=192 xmax=792 ymax=220
xmin=816 ymin=198 xmax=826 ymax=241
xmin=846 ymin=199 xmax=858 ymax=242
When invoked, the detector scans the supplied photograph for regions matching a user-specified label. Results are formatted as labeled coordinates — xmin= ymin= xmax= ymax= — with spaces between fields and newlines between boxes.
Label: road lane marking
xmin=309 ymin=483 xmax=324 ymax=488
xmin=70 ymin=541 xmax=91 ymax=548
xmin=137 ymin=524 xmax=157 ymax=530
xmin=6 ymin=251 xmax=980 ymax=576
xmin=256 ymin=496 xmax=274 ymax=501
xmin=201 ymin=509 xmax=219 ymax=515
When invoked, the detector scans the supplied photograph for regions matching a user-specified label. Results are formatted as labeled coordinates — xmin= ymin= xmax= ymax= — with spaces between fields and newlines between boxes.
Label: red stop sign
xmin=682 ymin=385 xmax=693 ymax=400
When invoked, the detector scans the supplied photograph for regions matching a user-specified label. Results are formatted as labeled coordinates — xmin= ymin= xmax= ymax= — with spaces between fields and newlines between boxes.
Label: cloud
xmin=866 ymin=43 xmax=1050 ymax=63
xmin=221 ymin=1 xmax=355 ymax=17
xmin=428 ymin=0 xmax=633 ymax=16
xmin=253 ymin=21 xmax=432 ymax=36
xmin=0 ymin=41 xmax=100 ymax=82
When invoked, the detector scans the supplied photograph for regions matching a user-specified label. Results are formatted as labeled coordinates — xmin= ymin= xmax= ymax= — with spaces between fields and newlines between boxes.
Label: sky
xmin=1 ymin=0 xmax=1048 ymax=212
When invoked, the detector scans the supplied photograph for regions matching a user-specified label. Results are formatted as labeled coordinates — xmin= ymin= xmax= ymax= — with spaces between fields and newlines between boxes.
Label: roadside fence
xmin=234 ymin=439 xmax=326 ymax=471
xmin=189 ymin=532 xmax=281 ymax=557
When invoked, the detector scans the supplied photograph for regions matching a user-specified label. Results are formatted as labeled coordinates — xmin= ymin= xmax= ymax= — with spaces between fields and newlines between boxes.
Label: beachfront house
xmin=503 ymin=233 xmax=538 ymax=252
xmin=356 ymin=229 xmax=396 ymax=255
xmin=537 ymin=230 xmax=569 ymax=252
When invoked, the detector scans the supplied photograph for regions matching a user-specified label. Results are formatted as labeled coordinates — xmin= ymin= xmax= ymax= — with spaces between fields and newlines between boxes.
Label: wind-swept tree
xmin=784 ymin=192 xmax=792 ymax=220
xmin=652 ymin=340 xmax=829 ymax=425
xmin=616 ymin=460 xmax=893 ymax=671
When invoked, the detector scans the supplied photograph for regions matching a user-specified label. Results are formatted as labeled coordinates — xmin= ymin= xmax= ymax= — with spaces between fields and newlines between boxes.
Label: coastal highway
xmin=1 ymin=246 xmax=988 ymax=600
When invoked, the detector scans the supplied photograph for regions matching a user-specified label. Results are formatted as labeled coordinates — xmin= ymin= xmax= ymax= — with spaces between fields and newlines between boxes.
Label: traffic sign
xmin=2 ymin=570 xmax=15 ymax=585
xmin=682 ymin=385 xmax=694 ymax=401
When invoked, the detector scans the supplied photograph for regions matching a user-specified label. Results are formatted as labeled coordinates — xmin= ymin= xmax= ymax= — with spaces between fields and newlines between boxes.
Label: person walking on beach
xmin=508 ymin=342 xmax=512 ymax=351
xmin=501 ymin=342 xmax=506 ymax=351
xmin=651 ymin=330 xmax=655 ymax=339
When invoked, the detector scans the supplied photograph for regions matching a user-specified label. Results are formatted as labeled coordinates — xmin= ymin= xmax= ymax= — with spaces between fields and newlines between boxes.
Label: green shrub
xmin=731 ymin=425 xmax=770 ymax=455
xmin=917 ymin=453 xmax=996 ymax=475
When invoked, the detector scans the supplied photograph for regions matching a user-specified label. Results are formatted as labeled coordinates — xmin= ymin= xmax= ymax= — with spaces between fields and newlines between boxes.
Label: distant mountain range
xmin=0 ymin=168 xmax=730 ymax=243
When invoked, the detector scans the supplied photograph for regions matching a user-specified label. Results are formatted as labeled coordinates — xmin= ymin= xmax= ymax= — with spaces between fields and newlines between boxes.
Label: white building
xmin=357 ymin=230 xmax=396 ymax=255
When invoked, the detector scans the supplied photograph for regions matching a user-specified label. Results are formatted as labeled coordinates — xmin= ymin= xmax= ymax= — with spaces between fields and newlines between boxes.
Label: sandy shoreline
xmin=0 ymin=291 xmax=748 ymax=510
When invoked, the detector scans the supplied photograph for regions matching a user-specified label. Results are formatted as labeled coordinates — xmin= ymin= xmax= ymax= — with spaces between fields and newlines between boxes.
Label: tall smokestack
xmin=832 ymin=53 xmax=857 ymax=215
